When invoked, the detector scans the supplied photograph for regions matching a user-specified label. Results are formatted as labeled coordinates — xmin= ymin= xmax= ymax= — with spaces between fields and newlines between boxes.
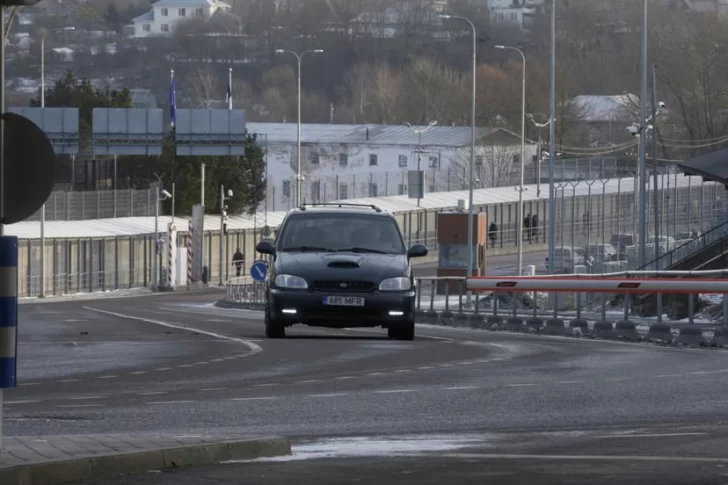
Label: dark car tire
xmin=394 ymin=321 xmax=415 ymax=341
xmin=265 ymin=305 xmax=285 ymax=339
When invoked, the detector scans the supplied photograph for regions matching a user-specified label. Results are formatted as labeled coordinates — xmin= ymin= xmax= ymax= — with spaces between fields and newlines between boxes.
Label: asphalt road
xmin=7 ymin=247 xmax=728 ymax=484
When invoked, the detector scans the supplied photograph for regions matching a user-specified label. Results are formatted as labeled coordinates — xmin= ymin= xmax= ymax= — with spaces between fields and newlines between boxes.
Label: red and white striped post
xmin=167 ymin=223 xmax=175 ymax=288
xmin=187 ymin=221 xmax=194 ymax=285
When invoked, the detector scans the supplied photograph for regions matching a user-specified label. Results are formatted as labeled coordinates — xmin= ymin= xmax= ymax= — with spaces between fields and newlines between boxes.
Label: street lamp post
xmin=495 ymin=45 xmax=526 ymax=276
xmin=547 ymin=0 xmax=557 ymax=276
xmin=405 ymin=121 xmax=438 ymax=207
xmin=440 ymin=14 xmax=476 ymax=303
xmin=39 ymin=26 xmax=74 ymax=297
xmin=637 ymin=0 xmax=649 ymax=268
xmin=153 ymin=187 xmax=171 ymax=291
xmin=274 ymin=48 xmax=324 ymax=207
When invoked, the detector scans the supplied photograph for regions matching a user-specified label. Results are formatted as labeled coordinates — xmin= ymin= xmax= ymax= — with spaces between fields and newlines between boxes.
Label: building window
xmin=282 ymin=180 xmax=291 ymax=198
xmin=397 ymin=184 xmax=407 ymax=195
xmin=475 ymin=156 xmax=484 ymax=167
xmin=339 ymin=153 xmax=348 ymax=166
xmin=428 ymin=155 xmax=439 ymax=168
xmin=339 ymin=183 xmax=349 ymax=200
xmin=178 ymin=8 xmax=186 ymax=16
xmin=161 ymin=7 xmax=168 ymax=16
xmin=369 ymin=154 xmax=378 ymax=166
xmin=196 ymin=7 xmax=204 ymax=16
xmin=398 ymin=155 xmax=408 ymax=168
xmin=368 ymin=183 xmax=378 ymax=197
xmin=511 ymin=13 xmax=517 ymax=20
xmin=161 ymin=24 xmax=169 ymax=32
xmin=310 ymin=152 xmax=320 ymax=164
xmin=143 ymin=24 xmax=151 ymax=32
xmin=311 ymin=180 xmax=321 ymax=201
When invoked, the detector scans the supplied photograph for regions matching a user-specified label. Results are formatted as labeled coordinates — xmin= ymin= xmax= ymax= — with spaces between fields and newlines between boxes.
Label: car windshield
xmin=278 ymin=213 xmax=406 ymax=254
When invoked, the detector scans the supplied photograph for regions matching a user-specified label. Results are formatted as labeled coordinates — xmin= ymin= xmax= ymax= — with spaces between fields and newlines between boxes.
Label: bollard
xmin=713 ymin=328 xmax=728 ymax=347
xmin=468 ymin=313 xmax=485 ymax=328
xmin=453 ymin=312 xmax=469 ymax=326
xmin=0 ymin=236 xmax=18 ymax=449
xmin=647 ymin=323 xmax=673 ymax=343
xmin=569 ymin=318 xmax=589 ymax=336
xmin=526 ymin=317 xmax=544 ymax=332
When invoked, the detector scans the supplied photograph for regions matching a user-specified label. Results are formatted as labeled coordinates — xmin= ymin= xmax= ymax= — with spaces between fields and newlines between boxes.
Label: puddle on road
xmin=225 ymin=434 xmax=492 ymax=463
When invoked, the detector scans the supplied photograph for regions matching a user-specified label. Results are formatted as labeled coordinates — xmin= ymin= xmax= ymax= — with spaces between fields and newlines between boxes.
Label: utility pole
xmin=405 ymin=121 xmax=438 ymax=207
xmin=218 ymin=185 xmax=232 ymax=286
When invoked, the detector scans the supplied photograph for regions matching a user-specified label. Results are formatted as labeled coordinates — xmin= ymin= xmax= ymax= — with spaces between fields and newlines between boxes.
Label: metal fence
xmin=24 ymin=187 xmax=158 ymax=221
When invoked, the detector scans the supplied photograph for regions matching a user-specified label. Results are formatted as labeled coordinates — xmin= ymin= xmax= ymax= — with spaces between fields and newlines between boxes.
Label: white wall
xmin=260 ymin=141 xmax=537 ymax=211
xmin=134 ymin=3 xmax=219 ymax=38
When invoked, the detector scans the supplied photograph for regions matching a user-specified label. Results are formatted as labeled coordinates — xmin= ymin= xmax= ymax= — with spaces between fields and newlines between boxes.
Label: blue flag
xmin=169 ymin=72 xmax=176 ymax=128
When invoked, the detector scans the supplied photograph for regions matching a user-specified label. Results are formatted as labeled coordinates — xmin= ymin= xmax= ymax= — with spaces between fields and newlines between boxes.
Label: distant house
xmin=132 ymin=0 xmax=233 ymax=38
xmin=486 ymin=0 xmax=544 ymax=31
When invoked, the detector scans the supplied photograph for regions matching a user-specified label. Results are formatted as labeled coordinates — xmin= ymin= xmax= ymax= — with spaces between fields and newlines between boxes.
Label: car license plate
xmin=323 ymin=296 xmax=365 ymax=306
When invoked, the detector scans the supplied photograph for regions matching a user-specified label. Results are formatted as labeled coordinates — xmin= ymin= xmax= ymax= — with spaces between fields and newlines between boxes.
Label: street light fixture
xmin=440 ymin=13 xmax=476 ymax=304
xmin=405 ymin=120 xmax=438 ymax=208
xmin=275 ymin=48 xmax=324 ymax=207
xmin=38 ymin=25 xmax=74 ymax=297
xmin=153 ymin=187 xmax=171 ymax=292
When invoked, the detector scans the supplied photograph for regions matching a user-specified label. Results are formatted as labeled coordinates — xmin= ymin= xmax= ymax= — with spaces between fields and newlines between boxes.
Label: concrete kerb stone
xmin=568 ymin=318 xmax=590 ymax=336
xmin=467 ymin=313 xmax=485 ymax=328
xmin=526 ymin=317 xmax=544 ymax=332
xmin=713 ymin=328 xmax=728 ymax=347
xmin=452 ymin=312 xmax=469 ymax=326
xmin=647 ymin=323 xmax=673 ymax=343
xmin=675 ymin=326 xmax=706 ymax=347
xmin=0 ymin=437 xmax=292 ymax=485
xmin=424 ymin=310 xmax=439 ymax=324
xmin=214 ymin=299 xmax=264 ymax=311
xmin=614 ymin=320 xmax=641 ymax=341
xmin=487 ymin=315 xmax=504 ymax=329
xmin=506 ymin=317 xmax=524 ymax=332
xmin=439 ymin=310 xmax=454 ymax=326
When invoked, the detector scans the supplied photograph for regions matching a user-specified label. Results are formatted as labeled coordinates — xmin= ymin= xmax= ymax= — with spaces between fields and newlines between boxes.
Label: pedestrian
xmin=232 ymin=248 xmax=244 ymax=277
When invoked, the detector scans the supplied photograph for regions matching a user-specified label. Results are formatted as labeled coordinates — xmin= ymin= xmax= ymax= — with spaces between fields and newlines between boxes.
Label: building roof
xmin=679 ymin=147 xmax=728 ymax=184
xmin=245 ymin=123 xmax=503 ymax=147
xmin=133 ymin=11 xmax=155 ymax=23
xmin=6 ymin=174 xmax=713 ymax=240
xmin=152 ymin=0 xmax=230 ymax=8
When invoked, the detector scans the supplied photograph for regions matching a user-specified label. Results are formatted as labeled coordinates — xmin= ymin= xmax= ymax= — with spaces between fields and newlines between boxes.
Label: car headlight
xmin=379 ymin=277 xmax=411 ymax=291
xmin=274 ymin=274 xmax=308 ymax=289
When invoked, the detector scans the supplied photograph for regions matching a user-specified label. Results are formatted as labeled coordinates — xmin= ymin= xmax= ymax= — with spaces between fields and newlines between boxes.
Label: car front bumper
xmin=269 ymin=289 xmax=415 ymax=328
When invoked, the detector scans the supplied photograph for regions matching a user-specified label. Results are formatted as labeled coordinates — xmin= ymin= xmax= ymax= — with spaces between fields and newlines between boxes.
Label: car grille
xmin=312 ymin=280 xmax=375 ymax=292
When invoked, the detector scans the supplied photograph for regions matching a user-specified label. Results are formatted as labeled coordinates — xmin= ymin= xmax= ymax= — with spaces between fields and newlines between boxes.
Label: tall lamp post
xmin=274 ymin=48 xmax=324 ymax=207
xmin=153 ymin=187 xmax=171 ymax=291
xmin=547 ymin=0 xmax=557 ymax=275
xmin=637 ymin=0 xmax=649 ymax=268
xmin=440 ymin=13 xmax=476 ymax=303
xmin=405 ymin=121 xmax=438 ymax=207
xmin=495 ymin=45 xmax=526 ymax=276
xmin=39 ymin=26 xmax=74 ymax=297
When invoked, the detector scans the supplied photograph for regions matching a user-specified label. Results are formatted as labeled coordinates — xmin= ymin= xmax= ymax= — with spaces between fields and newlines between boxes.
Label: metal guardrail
xmin=225 ymin=276 xmax=266 ymax=306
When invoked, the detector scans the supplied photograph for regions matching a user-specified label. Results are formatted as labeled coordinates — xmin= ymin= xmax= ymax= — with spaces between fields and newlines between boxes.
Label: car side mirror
xmin=256 ymin=239 xmax=275 ymax=255
xmin=407 ymin=244 xmax=428 ymax=258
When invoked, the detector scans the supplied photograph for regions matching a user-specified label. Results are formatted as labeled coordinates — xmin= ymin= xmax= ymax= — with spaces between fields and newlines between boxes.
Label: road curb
xmin=0 ymin=436 xmax=291 ymax=485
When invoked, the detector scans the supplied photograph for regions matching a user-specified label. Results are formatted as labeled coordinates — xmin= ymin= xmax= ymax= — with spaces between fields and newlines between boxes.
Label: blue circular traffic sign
xmin=250 ymin=260 xmax=268 ymax=282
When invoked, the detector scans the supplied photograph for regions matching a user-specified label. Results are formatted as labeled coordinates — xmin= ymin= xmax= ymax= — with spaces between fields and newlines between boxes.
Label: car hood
xmin=276 ymin=251 xmax=408 ymax=281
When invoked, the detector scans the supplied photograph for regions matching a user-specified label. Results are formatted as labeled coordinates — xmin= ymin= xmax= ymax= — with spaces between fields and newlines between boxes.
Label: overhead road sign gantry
xmin=8 ymin=107 xmax=79 ymax=155
xmin=175 ymin=109 xmax=246 ymax=156
xmin=92 ymin=108 xmax=164 ymax=156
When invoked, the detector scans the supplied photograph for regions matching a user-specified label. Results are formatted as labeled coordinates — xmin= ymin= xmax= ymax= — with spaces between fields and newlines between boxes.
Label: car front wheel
xmin=265 ymin=305 xmax=285 ymax=339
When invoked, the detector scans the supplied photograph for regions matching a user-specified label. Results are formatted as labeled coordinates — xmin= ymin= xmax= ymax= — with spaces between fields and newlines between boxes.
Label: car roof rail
xmin=298 ymin=201 xmax=383 ymax=213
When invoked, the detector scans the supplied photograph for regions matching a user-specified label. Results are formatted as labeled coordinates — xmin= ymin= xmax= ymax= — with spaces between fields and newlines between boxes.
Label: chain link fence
xmin=24 ymin=187 xmax=158 ymax=221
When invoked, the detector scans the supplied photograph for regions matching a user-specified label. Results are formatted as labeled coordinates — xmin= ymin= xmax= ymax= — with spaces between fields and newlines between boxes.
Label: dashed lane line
xmin=57 ymin=404 xmax=105 ymax=408
xmin=5 ymin=400 xmax=40 ymax=405
xmin=229 ymin=397 xmax=276 ymax=401
xmin=67 ymin=396 xmax=104 ymax=401
xmin=310 ymin=393 xmax=349 ymax=398
xmin=97 ymin=375 xmax=117 ymax=379
xmin=149 ymin=400 xmax=198 ymax=405
xmin=137 ymin=391 xmax=166 ymax=396
xmin=375 ymin=389 xmax=417 ymax=394
xmin=595 ymin=432 xmax=708 ymax=439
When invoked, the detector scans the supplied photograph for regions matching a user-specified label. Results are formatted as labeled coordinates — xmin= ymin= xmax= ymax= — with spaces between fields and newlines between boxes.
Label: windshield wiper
xmin=281 ymin=246 xmax=336 ymax=252
xmin=337 ymin=247 xmax=390 ymax=254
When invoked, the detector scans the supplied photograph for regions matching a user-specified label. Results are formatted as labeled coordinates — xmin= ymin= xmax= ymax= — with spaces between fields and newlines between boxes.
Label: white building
xmin=486 ymin=0 xmax=543 ymax=30
xmin=246 ymin=122 xmax=538 ymax=212
xmin=132 ymin=0 xmax=232 ymax=38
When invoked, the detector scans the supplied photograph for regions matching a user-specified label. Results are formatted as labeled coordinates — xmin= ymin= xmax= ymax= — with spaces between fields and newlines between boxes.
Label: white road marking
xmin=229 ymin=397 xmax=276 ymax=401
xmin=130 ymin=371 xmax=148 ymax=375
xmin=557 ymin=381 xmax=584 ymax=385
xmin=200 ymin=387 xmax=227 ymax=392
xmin=444 ymin=386 xmax=479 ymax=390
xmin=59 ymin=379 xmax=80 ymax=383
xmin=137 ymin=392 xmax=166 ymax=396
xmin=83 ymin=307 xmax=264 ymax=355
xmin=418 ymin=366 xmax=434 ymax=370
xmin=19 ymin=383 xmax=40 ymax=387
xmin=439 ymin=453 xmax=728 ymax=463
xmin=149 ymin=400 xmax=197 ymax=405
xmin=367 ymin=372 xmax=385 ymax=376
xmin=253 ymin=383 xmax=278 ymax=387
xmin=58 ymin=404 xmax=105 ymax=408
xmin=178 ymin=365 xmax=195 ymax=368
xmin=395 ymin=369 xmax=412 ymax=373
xmin=194 ymin=362 xmax=209 ymax=365
xmin=297 ymin=380 xmax=321 ymax=384
xmin=309 ymin=393 xmax=349 ymax=398
xmin=156 ymin=368 xmax=172 ymax=371
xmin=210 ymin=359 xmax=225 ymax=363
xmin=656 ymin=374 xmax=683 ymax=378
xmin=375 ymin=389 xmax=416 ymax=394
xmin=97 ymin=375 xmax=117 ymax=379
xmin=335 ymin=376 xmax=355 ymax=380
xmin=68 ymin=396 xmax=104 ymax=401
xmin=596 ymin=432 xmax=708 ymax=439
xmin=504 ymin=383 xmax=537 ymax=387
xmin=6 ymin=400 xmax=40 ymax=405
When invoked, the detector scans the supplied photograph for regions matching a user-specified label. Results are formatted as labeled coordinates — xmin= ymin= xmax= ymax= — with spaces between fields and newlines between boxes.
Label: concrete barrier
xmin=593 ymin=320 xmax=614 ymax=338
xmin=487 ymin=315 xmax=504 ymax=328
xmin=646 ymin=323 xmax=673 ymax=343
xmin=544 ymin=318 xmax=566 ymax=336
xmin=452 ymin=312 xmax=469 ymax=326
xmin=439 ymin=310 xmax=454 ymax=326
xmin=424 ymin=310 xmax=439 ymax=324
xmin=714 ymin=328 xmax=728 ymax=347
xmin=526 ymin=317 xmax=544 ymax=331
xmin=468 ymin=313 xmax=485 ymax=328
xmin=675 ymin=326 xmax=705 ymax=346
xmin=506 ymin=317 xmax=524 ymax=332
xmin=614 ymin=320 xmax=640 ymax=341
xmin=568 ymin=318 xmax=589 ymax=336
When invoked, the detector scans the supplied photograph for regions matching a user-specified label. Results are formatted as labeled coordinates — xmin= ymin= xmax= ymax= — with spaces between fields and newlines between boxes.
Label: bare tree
xmin=186 ymin=66 xmax=221 ymax=108
xmin=403 ymin=57 xmax=467 ymax=125
xmin=451 ymin=144 xmax=516 ymax=189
